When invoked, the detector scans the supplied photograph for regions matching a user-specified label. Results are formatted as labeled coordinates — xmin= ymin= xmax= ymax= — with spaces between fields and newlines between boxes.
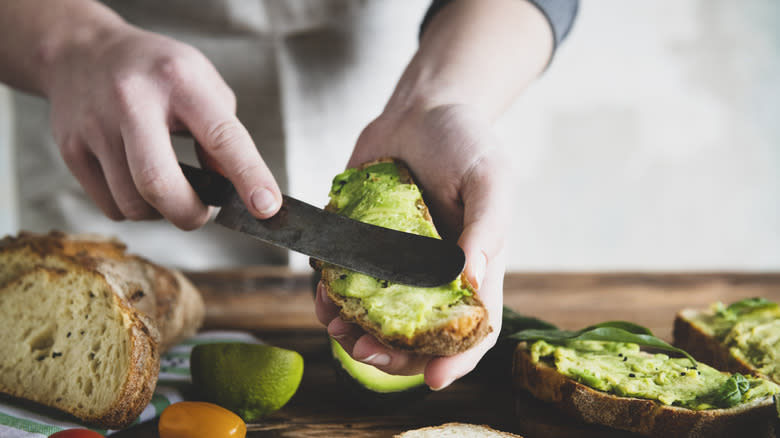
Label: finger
xmin=59 ymin=137 xmax=124 ymax=221
xmin=327 ymin=318 xmax=364 ymax=354
xmin=458 ymin=152 xmax=511 ymax=290
xmin=351 ymin=335 xmax=430 ymax=376
xmin=92 ymin=132 xmax=160 ymax=221
xmin=424 ymin=252 xmax=505 ymax=390
xmin=314 ymin=282 xmax=341 ymax=326
xmin=119 ymin=100 xmax=211 ymax=230
xmin=174 ymin=82 xmax=281 ymax=219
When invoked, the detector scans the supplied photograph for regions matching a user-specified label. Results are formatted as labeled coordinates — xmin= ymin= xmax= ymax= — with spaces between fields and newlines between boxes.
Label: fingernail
xmin=357 ymin=352 xmax=391 ymax=367
xmin=472 ymin=252 xmax=487 ymax=290
xmin=327 ymin=319 xmax=349 ymax=337
xmin=430 ymin=377 xmax=455 ymax=391
xmin=251 ymin=188 xmax=279 ymax=216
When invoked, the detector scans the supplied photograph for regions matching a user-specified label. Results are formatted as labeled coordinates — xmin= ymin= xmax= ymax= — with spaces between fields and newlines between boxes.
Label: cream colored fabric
xmin=12 ymin=0 xmax=428 ymax=270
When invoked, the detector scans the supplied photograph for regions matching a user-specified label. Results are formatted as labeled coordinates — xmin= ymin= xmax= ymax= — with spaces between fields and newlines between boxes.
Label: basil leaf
xmin=509 ymin=323 xmax=696 ymax=366
xmin=501 ymin=306 xmax=557 ymax=336
xmin=715 ymin=373 xmax=750 ymax=408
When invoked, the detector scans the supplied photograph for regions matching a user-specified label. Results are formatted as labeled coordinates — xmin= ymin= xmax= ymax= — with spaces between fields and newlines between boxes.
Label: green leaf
xmin=715 ymin=373 xmax=750 ymax=408
xmin=715 ymin=297 xmax=777 ymax=321
xmin=509 ymin=322 xmax=697 ymax=366
xmin=500 ymin=306 xmax=557 ymax=336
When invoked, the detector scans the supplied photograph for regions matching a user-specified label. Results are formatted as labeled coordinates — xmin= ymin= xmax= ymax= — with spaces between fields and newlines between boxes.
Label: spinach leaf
xmin=500 ymin=306 xmax=557 ymax=336
xmin=509 ymin=322 xmax=696 ymax=366
xmin=715 ymin=373 xmax=750 ymax=408
xmin=715 ymin=297 xmax=777 ymax=321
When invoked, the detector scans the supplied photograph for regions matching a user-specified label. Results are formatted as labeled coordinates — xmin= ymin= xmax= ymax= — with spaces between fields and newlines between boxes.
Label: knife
xmin=179 ymin=162 xmax=465 ymax=287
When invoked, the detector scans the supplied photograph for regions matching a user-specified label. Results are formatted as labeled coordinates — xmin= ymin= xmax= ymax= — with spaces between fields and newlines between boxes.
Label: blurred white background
xmin=1 ymin=0 xmax=778 ymax=272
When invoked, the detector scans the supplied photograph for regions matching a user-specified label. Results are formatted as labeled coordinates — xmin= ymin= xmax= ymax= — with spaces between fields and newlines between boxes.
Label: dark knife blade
xmin=180 ymin=162 xmax=465 ymax=287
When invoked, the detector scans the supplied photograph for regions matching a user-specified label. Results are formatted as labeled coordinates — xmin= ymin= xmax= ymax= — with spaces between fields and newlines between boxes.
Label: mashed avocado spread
xmin=530 ymin=340 xmax=779 ymax=410
xmin=326 ymin=162 xmax=471 ymax=338
xmin=690 ymin=298 xmax=780 ymax=384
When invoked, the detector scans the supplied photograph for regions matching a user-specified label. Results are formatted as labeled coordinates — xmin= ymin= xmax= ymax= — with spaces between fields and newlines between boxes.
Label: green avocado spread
xmin=689 ymin=298 xmax=780 ymax=384
xmin=327 ymin=162 xmax=471 ymax=338
xmin=530 ymin=340 xmax=779 ymax=410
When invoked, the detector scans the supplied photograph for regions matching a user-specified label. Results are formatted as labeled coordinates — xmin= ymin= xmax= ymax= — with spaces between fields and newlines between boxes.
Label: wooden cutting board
xmin=113 ymin=270 xmax=780 ymax=438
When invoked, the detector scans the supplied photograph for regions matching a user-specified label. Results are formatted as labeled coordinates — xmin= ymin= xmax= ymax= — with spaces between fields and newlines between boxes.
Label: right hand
xmin=45 ymin=23 xmax=281 ymax=229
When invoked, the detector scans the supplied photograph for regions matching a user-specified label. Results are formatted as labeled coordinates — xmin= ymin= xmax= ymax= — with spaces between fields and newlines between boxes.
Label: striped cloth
xmin=0 ymin=331 xmax=262 ymax=437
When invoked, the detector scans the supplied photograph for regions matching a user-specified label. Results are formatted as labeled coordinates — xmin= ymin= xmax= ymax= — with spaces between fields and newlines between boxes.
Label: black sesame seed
xmin=381 ymin=281 xmax=389 ymax=288
xmin=618 ymin=353 xmax=623 ymax=357
xmin=89 ymin=353 xmax=95 ymax=360
xmin=36 ymin=355 xmax=46 ymax=361
xmin=66 ymin=332 xmax=71 ymax=338
xmin=680 ymin=372 xmax=686 ymax=376
xmin=622 ymin=357 xmax=628 ymax=362
xmin=52 ymin=352 xmax=62 ymax=358
xmin=88 ymin=292 xmax=95 ymax=298
xmin=80 ymin=331 xmax=85 ymax=335
xmin=339 ymin=274 xmax=347 ymax=280
xmin=628 ymin=373 xmax=636 ymax=378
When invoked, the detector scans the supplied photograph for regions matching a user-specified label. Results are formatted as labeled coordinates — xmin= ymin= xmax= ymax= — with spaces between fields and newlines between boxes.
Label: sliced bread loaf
xmin=0 ymin=266 xmax=159 ymax=428
xmin=0 ymin=231 xmax=205 ymax=428
xmin=312 ymin=158 xmax=489 ymax=356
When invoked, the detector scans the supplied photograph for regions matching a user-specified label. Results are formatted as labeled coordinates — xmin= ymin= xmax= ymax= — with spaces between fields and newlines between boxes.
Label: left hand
xmin=314 ymin=103 xmax=511 ymax=390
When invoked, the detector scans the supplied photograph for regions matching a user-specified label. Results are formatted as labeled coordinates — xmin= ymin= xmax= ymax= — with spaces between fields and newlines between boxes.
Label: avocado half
xmin=330 ymin=338 xmax=429 ymax=406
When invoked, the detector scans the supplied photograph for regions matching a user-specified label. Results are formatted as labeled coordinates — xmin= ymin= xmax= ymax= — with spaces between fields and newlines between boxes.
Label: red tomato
xmin=49 ymin=429 xmax=104 ymax=438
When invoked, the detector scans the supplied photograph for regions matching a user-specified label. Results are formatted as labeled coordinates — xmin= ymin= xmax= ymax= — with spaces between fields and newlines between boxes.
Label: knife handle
xmin=179 ymin=162 xmax=234 ymax=207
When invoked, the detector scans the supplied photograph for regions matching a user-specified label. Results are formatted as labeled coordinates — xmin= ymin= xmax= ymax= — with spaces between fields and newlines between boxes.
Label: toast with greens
xmin=674 ymin=298 xmax=780 ymax=385
xmin=511 ymin=322 xmax=779 ymax=438
xmin=311 ymin=158 xmax=489 ymax=356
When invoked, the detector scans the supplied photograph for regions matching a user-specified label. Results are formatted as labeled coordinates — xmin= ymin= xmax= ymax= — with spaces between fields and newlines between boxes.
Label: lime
xmin=190 ymin=343 xmax=304 ymax=422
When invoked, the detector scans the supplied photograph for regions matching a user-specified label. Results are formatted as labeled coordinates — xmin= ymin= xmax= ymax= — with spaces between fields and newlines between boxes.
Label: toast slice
xmin=674 ymin=300 xmax=780 ymax=384
xmin=0 ymin=231 xmax=206 ymax=428
xmin=312 ymin=158 xmax=489 ymax=356
xmin=395 ymin=422 xmax=523 ymax=437
xmin=512 ymin=342 xmax=778 ymax=438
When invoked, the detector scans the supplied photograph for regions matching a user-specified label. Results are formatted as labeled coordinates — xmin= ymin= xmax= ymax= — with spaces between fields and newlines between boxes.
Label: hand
xmin=45 ymin=23 xmax=281 ymax=229
xmin=315 ymin=103 xmax=510 ymax=390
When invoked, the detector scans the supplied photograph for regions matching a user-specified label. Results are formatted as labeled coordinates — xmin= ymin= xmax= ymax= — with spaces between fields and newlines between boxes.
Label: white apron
xmin=12 ymin=0 xmax=429 ymax=269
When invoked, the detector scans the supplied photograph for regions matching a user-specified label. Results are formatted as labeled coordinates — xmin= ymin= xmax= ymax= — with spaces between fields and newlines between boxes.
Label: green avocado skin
xmin=530 ymin=340 xmax=779 ymax=410
xmin=689 ymin=300 xmax=780 ymax=384
xmin=330 ymin=339 xmax=429 ymax=406
xmin=326 ymin=162 xmax=472 ymax=338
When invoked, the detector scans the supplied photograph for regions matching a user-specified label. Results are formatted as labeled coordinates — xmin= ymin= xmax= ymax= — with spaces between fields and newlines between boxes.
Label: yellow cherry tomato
xmin=158 ymin=401 xmax=246 ymax=438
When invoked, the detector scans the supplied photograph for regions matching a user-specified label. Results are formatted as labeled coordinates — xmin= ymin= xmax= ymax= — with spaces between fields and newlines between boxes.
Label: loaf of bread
xmin=395 ymin=422 xmax=522 ymax=437
xmin=512 ymin=343 xmax=777 ymax=438
xmin=0 ymin=231 xmax=205 ymax=428
xmin=312 ymin=158 xmax=489 ymax=356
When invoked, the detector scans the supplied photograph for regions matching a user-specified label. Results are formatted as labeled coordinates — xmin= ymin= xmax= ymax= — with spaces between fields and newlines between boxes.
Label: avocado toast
xmin=311 ymin=158 xmax=489 ymax=356
xmin=512 ymin=324 xmax=779 ymax=438
xmin=674 ymin=298 xmax=780 ymax=384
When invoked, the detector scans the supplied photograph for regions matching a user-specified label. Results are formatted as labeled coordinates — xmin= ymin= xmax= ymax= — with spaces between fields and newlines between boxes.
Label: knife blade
xmin=180 ymin=162 xmax=465 ymax=287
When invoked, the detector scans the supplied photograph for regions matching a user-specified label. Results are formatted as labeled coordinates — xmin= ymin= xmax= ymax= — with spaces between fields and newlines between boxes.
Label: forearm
xmin=0 ymin=0 xmax=125 ymax=95
xmin=387 ymin=0 xmax=554 ymax=120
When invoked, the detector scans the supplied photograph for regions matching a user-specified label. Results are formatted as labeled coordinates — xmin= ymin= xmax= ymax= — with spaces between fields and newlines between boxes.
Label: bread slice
xmin=312 ymin=158 xmax=489 ymax=356
xmin=0 ymin=231 xmax=206 ymax=428
xmin=395 ymin=422 xmax=523 ymax=437
xmin=0 ymin=231 xmax=205 ymax=350
xmin=512 ymin=343 xmax=777 ymax=438
xmin=0 ymin=266 xmax=159 ymax=428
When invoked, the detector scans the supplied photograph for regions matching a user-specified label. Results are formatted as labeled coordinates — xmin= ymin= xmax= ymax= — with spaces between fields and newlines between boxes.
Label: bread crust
xmin=673 ymin=309 xmax=763 ymax=380
xmin=311 ymin=158 xmax=490 ymax=356
xmin=512 ymin=343 xmax=777 ymax=438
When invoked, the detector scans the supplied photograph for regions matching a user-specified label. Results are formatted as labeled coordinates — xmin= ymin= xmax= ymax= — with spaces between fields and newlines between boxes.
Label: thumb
xmin=458 ymin=153 xmax=510 ymax=291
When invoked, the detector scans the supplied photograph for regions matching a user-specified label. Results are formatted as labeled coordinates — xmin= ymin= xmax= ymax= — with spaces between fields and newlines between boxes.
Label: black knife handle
xmin=179 ymin=162 xmax=234 ymax=207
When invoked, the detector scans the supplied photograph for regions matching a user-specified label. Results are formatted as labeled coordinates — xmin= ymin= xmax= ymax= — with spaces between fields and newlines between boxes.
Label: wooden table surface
xmin=113 ymin=269 xmax=780 ymax=438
